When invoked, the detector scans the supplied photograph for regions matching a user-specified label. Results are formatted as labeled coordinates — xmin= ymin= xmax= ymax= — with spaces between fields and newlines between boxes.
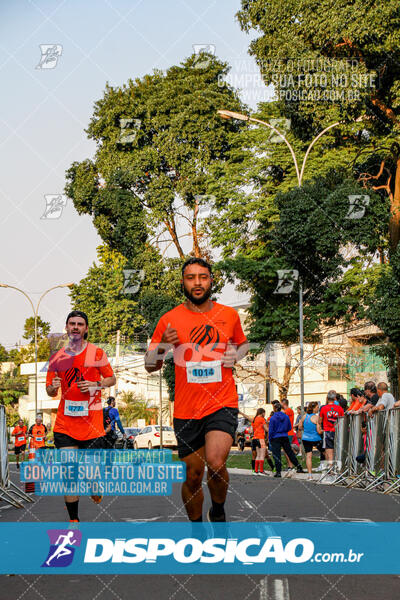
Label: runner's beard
xmin=183 ymin=284 xmax=212 ymax=306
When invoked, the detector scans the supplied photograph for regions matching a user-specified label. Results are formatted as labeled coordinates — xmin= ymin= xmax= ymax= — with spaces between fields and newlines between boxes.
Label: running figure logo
xmin=190 ymin=324 xmax=220 ymax=351
xmin=42 ymin=529 xmax=82 ymax=567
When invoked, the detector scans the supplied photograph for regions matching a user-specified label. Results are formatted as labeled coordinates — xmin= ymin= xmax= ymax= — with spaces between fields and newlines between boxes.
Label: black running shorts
xmin=173 ymin=407 xmax=238 ymax=459
xmin=53 ymin=432 xmax=105 ymax=449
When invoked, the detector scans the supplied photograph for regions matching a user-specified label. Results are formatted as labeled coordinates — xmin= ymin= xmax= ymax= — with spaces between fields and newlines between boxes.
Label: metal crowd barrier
xmin=383 ymin=407 xmax=400 ymax=493
xmin=0 ymin=406 xmax=33 ymax=508
xmin=319 ymin=407 xmax=400 ymax=494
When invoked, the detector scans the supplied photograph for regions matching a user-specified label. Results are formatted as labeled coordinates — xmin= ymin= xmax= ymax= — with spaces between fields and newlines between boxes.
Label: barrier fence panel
xmin=384 ymin=407 xmax=400 ymax=494
xmin=331 ymin=415 xmax=351 ymax=485
xmin=363 ymin=409 xmax=388 ymax=491
xmin=0 ymin=407 xmax=33 ymax=508
xmin=344 ymin=413 xmax=365 ymax=489
xmin=320 ymin=407 xmax=400 ymax=495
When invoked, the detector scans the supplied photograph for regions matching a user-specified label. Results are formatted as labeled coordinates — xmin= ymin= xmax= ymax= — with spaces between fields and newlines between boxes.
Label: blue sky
xmin=0 ymin=0 xmax=271 ymax=349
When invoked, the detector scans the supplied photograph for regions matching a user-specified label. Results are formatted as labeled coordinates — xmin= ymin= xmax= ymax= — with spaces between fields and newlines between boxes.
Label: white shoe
xmin=314 ymin=462 xmax=328 ymax=472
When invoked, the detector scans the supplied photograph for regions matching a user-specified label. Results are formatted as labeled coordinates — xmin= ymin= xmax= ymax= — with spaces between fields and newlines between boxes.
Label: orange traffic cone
xmin=24 ymin=440 xmax=36 ymax=493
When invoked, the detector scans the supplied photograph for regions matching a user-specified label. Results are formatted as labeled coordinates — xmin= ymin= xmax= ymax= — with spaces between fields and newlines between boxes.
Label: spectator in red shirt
xmin=318 ymin=390 xmax=344 ymax=464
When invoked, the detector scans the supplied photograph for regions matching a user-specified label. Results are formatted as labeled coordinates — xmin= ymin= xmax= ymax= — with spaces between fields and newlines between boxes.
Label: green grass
xmin=226 ymin=450 xmax=321 ymax=471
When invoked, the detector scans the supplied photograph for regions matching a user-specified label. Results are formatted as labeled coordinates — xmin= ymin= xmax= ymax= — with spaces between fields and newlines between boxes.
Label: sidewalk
xmin=228 ymin=467 xmax=324 ymax=482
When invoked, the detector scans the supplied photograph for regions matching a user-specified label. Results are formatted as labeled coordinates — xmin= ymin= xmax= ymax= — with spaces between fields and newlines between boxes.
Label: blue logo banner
xmin=0 ymin=522 xmax=398 ymax=574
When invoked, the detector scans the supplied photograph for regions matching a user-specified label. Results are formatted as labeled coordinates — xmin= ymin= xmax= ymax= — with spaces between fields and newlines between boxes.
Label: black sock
xmin=268 ymin=458 xmax=274 ymax=470
xmin=191 ymin=516 xmax=203 ymax=522
xmin=251 ymin=459 xmax=255 ymax=470
xmin=65 ymin=500 xmax=79 ymax=520
xmin=211 ymin=500 xmax=225 ymax=517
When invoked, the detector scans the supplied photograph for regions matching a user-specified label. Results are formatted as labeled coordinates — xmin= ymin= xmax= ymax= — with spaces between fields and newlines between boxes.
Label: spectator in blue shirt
xmin=269 ymin=401 xmax=304 ymax=478
xmin=104 ymin=397 xmax=126 ymax=448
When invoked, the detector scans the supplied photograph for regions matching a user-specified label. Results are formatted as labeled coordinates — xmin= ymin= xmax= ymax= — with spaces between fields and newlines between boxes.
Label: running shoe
xmin=296 ymin=466 xmax=304 ymax=473
xmin=274 ymin=472 xmax=281 ymax=478
xmin=16 ymin=463 xmax=20 ymax=470
xmin=207 ymin=507 xmax=226 ymax=522
xmin=90 ymin=495 xmax=103 ymax=504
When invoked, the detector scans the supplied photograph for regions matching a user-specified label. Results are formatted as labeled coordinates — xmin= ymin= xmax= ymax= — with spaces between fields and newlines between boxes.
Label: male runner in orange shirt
xmin=145 ymin=258 xmax=248 ymax=522
xmin=12 ymin=419 xmax=27 ymax=469
xmin=46 ymin=310 xmax=116 ymax=522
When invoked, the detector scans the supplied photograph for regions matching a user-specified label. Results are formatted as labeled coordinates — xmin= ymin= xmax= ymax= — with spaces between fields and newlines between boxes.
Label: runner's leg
xmin=205 ymin=430 xmax=232 ymax=519
xmin=62 ymin=445 xmax=80 ymax=520
xmin=181 ymin=446 xmax=206 ymax=521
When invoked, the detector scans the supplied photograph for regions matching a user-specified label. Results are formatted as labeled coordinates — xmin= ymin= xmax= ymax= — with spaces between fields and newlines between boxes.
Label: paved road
xmin=1 ymin=466 xmax=400 ymax=599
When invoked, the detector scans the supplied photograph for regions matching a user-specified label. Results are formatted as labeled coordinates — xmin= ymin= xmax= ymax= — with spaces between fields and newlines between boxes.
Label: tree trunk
xmin=389 ymin=157 xmax=400 ymax=252
xmin=279 ymin=346 xmax=292 ymax=400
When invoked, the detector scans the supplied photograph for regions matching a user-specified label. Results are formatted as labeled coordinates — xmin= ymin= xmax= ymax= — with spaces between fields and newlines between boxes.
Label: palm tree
xmin=118 ymin=391 xmax=156 ymax=426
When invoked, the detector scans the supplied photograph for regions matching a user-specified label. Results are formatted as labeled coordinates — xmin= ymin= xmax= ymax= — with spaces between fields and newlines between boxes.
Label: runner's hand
xmin=52 ymin=376 xmax=61 ymax=390
xmin=221 ymin=341 xmax=237 ymax=368
xmin=77 ymin=380 xmax=96 ymax=393
xmin=161 ymin=323 xmax=180 ymax=347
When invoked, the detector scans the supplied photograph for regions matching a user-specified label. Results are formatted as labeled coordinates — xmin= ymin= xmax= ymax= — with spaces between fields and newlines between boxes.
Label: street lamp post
xmin=0 ymin=283 xmax=73 ymax=416
xmin=217 ymin=109 xmax=339 ymax=414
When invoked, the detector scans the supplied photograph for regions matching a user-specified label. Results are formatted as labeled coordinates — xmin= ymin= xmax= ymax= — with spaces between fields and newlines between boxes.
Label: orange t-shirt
xmin=285 ymin=407 xmax=295 ymax=436
xmin=12 ymin=425 xmax=27 ymax=447
xmin=29 ymin=423 xmax=47 ymax=448
xmin=252 ymin=415 xmax=266 ymax=440
xmin=149 ymin=302 xmax=247 ymax=419
xmin=349 ymin=398 xmax=365 ymax=412
xmin=46 ymin=343 xmax=114 ymax=441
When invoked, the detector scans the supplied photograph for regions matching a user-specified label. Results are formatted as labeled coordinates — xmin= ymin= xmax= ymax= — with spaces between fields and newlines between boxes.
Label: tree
xmin=69 ymin=244 xmax=182 ymax=348
xmin=23 ymin=316 xmax=50 ymax=344
xmin=206 ymin=1 xmax=400 ymax=392
xmin=0 ymin=344 xmax=8 ymax=362
xmin=118 ymin=393 xmax=156 ymax=425
xmin=237 ymin=0 xmax=400 ymax=253
xmin=65 ymin=54 xmax=246 ymax=263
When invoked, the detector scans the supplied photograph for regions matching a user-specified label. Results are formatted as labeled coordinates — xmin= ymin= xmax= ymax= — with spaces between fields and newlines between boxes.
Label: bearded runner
xmin=145 ymin=258 xmax=248 ymax=522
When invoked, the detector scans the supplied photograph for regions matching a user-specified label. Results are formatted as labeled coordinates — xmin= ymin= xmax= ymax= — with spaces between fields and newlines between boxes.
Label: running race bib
xmin=17 ymin=436 xmax=25 ymax=442
xmin=35 ymin=437 xmax=43 ymax=442
xmin=64 ymin=399 xmax=89 ymax=417
xmin=186 ymin=360 xmax=222 ymax=384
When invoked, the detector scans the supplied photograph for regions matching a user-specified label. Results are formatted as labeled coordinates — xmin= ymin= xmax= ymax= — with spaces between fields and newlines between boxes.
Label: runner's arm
xmin=145 ymin=320 xmax=178 ymax=373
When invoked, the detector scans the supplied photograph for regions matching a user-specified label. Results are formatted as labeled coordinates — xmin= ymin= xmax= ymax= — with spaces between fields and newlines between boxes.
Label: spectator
xmin=298 ymin=402 xmax=322 ymax=480
xmin=336 ymin=393 xmax=348 ymax=412
xmin=368 ymin=382 xmax=395 ymax=417
xmin=250 ymin=408 xmax=274 ymax=475
xmin=281 ymin=398 xmax=296 ymax=469
xmin=293 ymin=407 xmax=302 ymax=433
xmin=103 ymin=397 xmax=126 ymax=448
xmin=318 ymin=390 xmax=344 ymax=467
xmin=359 ymin=381 xmax=379 ymax=413
xmin=347 ymin=388 xmax=365 ymax=413
xmin=269 ymin=402 xmax=304 ymax=478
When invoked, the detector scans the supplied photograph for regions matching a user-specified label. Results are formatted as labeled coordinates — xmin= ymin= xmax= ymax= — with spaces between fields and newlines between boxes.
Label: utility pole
xmin=159 ymin=369 xmax=163 ymax=449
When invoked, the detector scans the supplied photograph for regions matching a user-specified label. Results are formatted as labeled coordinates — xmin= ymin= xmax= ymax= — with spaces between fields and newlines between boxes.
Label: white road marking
xmin=260 ymin=577 xmax=290 ymax=600
xmin=121 ymin=517 xmax=160 ymax=522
